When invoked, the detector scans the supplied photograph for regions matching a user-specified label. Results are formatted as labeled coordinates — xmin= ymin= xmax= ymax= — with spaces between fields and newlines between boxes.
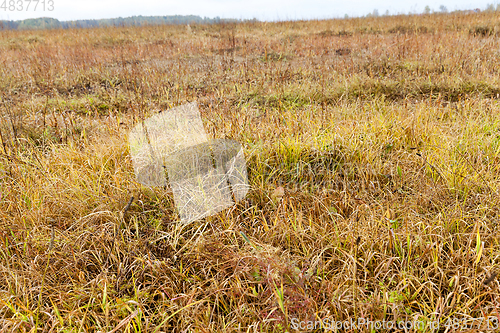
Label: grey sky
xmin=0 ymin=0 xmax=496 ymax=22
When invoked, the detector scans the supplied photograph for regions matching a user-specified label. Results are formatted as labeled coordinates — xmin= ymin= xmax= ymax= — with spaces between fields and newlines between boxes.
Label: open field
xmin=1 ymin=11 xmax=500 ymax=332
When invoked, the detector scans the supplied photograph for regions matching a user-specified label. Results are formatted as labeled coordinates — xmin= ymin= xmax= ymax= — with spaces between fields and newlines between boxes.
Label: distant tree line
xmin=0 ymin=15 xmax=245 ymax=30
xmin=361 ymin=3 xmax=500 ymax=18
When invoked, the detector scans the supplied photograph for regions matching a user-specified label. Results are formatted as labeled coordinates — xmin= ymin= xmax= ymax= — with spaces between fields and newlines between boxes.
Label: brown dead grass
xmin=0 ymin=11 xmax=500 ymax=332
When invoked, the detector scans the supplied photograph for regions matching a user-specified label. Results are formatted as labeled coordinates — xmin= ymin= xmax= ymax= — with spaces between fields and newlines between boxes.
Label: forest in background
xmin=0 ymin=15 xmax=242 ymax=30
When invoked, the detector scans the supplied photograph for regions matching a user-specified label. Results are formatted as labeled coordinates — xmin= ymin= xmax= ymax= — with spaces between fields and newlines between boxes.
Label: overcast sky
xmin=0 ymin=0 xmax=497 ymax=22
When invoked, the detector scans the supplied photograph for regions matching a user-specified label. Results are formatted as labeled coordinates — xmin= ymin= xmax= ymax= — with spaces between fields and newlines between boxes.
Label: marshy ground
xmin=0 ymin=11 xmax=500 ymax=332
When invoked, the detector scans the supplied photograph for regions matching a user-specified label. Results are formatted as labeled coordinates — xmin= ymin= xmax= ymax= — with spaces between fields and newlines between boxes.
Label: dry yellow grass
xmin=0 ymin=11 xmax=500 ymax=332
